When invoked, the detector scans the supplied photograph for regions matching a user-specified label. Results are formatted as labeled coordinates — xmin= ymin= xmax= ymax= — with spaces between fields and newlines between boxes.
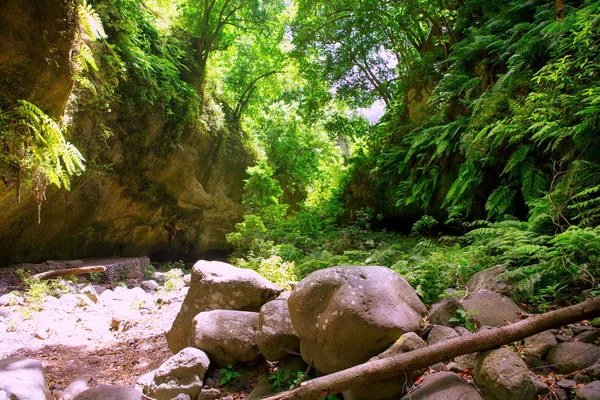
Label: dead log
xmin=31 ymin=266 xmax=106 ymax=280
xmin=264 ymin=296 xmax=600 ymax=400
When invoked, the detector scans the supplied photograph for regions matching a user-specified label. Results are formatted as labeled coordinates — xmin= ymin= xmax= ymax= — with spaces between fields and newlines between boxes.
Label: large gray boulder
xmin=166 ymin=261 xmax=281 ymax=353
xmin=73 ymin=385 xmax=143 ymax=400
xmin=288 ymin=266 xmax=426 ymax=374
xmin=256 ymin=292 xmax=300 ymax=361
xmin=138 ymin=348 xmax=210 ymax=400
xmin=466 ymin=265 xmax=510 ymax=293
xmin=474 ymin=348 xmax=537 ymax=400
xmin=547 ymin=342 xmax=600 ymax=374
xmin=401 ymin=372 xmax=483 ymax=400
xmin=189 ymin=310 xmax=260 ymax=367
xmin=345 ymin=332 xmax=427 ymax=400
xmin=576 ymin=381 xmax=600 ymax=400
xmin=0 ymin=357 xmax=51 ymax=400
xmin=461 ymin=290 xmax=523 ymax=327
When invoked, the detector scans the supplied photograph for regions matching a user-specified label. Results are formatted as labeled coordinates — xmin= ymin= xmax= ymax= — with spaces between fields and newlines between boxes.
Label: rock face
xmin=401 ymin=372 xmax=483 ymax=400
xmin=73 ymin=385 xmax=143 ymax=400
xmin=474 ymin=348 xmax=538 ymax=400
xmin=461 ymin=290 xmax=523 ymax=327
xmin=140 ymin=348 xmax=210 ymax=400
xmin=0 ymin=0 xmax=252 ymax=266
xmin=547 ymin=342 xmax=600 ymax=374
xmin=0 ymin=357 xmax=52 ymax=400
xmin=288 ymin=266 xmax=427 ymax=374
xmin=189 ymin=310 xmax=261 ymax=367
xmin=256 ymin=292 xmax=300 ymax=361
xmin=166 ymin=261 xmax=281 ymax=353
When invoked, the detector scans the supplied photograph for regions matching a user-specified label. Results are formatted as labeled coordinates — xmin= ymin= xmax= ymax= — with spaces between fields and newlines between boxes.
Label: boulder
xmin=400 ymin=372 xmax=483 ymax=400
xmin=141 ymin=348 xmax=210 ymax=400
xmin=256 ymin=293 xmax=300 ymax=361
xmin=466 ymin=265 xmax=510 ymax=293
xmin=189 ymin=310 xmax=261 ymax=367
xmin=166 ymin=261 xmax=281 ymax=353
xmin=0 ymin=357 xmax=51 ymax=400
xmin=345 ymin=332 xmax=427 ymax=400
xmin=73 ymin=385 xmax=143 ymax=400
xmin=547 ymin=342 xmax=600 ymax=374
xmin=57 ymin=376 xmax=93 ymax=400
xmin=461 ymin=290 xmax=523 ymax=327
xmin=288 ymin=266 xmax=426 ymax=374
xmin=523 ymin=330 xmax=557 ymax=359
xmin=427 ymin=297 xmax=464 ymax=327
xmin=474 ymin=348 xmax=537 ymax=400
xmin=427 ymin=325 xmax=459 ymax=345
xmin=140 ymin=280 xmax=158 ymax=292
xmin=576 ymin=381 xmax=600 ymax=400
xmin=197 ymin=389 xmax=222 ymax=400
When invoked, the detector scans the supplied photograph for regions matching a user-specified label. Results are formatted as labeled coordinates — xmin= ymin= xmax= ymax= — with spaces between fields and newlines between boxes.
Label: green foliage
xmin=219 ymin=364 xmax=241 ymax=386
xmin=0 ymin=100 xmax=86 ymax=221
xmin=143 ymin=265 xmax=157 ymax=280
xmin=411 ymin=215 xmax=439 ymax=236
xmin=449 ymin=309 xmax=478 ymax=332
xmin=268 ymin=368 xmax=305 ymax=392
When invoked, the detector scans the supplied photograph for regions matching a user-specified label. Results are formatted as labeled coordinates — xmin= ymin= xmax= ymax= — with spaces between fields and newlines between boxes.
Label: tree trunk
xmin=31 ymin=266 xmax=106 ymax=280
xmin=264 ymin=297 xmax=600 ymax=400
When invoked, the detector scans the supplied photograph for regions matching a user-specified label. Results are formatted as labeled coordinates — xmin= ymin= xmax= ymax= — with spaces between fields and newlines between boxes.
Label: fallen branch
xmin=31 ymin=266 xmax=106 ymax=280
xmin=264 ymin=296 xmax=600 ymax=400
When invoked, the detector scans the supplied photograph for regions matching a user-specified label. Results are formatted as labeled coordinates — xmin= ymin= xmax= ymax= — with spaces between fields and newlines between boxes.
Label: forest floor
xmin=0 ymin=283 xmax=185 ymax=398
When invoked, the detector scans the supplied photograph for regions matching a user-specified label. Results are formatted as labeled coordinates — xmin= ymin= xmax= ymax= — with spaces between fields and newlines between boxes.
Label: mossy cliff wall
xmin=0 ymin=0 xmax=252 ymax=266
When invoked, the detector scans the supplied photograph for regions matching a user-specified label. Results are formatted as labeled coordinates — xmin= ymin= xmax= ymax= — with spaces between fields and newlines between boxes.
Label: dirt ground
xmin=0 ymin=283 xmax=185 ymax=398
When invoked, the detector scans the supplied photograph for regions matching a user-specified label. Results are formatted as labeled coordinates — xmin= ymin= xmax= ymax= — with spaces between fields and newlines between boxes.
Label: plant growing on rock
xmin=219 ymin=364 xmax=241 ymax=386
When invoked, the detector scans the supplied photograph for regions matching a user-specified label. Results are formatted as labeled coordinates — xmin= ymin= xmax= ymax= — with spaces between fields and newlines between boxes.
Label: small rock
xmin=557 ymin=379 xmax=577 ymax=389
xmin=529 ymin=372 xmax=550 ymax=395
xmin=154 ymin=272 xmax=167 ymax=284
xmin=140 ymin=280 xmax=158 ymax=292
xmin=572 ymin=325 xmax=595 ymax=335
xmin=575 ymin=330 xmax=600 ymax=344
xmin=170 ymin=395 xmax=191 ymax=400
xmin=400 ymin=372 xmax=482 ymax=400
xmin=556 ymin=334 xmax=573 ymax=343
xmin=576 ymin=381 xmax=600 ymax=400
xmin=574 ymin=373 xmax=591 ymax=385
xmin=562 ymin=328 xmax=575 ymax=337
xmin=523 ymin=330 xmax=557 ymax=359
xmin=197 ymin=389 xmax=221 ymax=400
xmin=203 ymin=378 xmax=218 ymax=389
xmin=183 ymin=274 xmax=191 ymax=286
xmin=547 ymin=342 xmax=600 ymax=374
xmin=556 ymin=388 xmax=569 ymax=400
xmin=92 ymin=285 xmax=106 ymax=296
xmin=126 ymin=270 xmax=144 ymax=281
xmin=427 ymin=325 xmax=459 ymax=345
xmin=584 ymin=362 xmax=600 ymax=379
xmin=447 ymin=362 xmax=462 ymax=373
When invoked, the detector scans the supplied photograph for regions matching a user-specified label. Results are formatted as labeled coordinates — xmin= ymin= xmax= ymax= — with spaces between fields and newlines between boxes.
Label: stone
xmin=427 ymin=325 xmax=459 ymax=345
xmin=288 ymin=266 xmax=426 ymax=374
xmin=466 ymin=265 xmax=510 ymax=293
xmin=427 ymin=297 xmax=464 ymax=327
xmin=574 ymin=372 xmax=591 ymax=384
xmin=256 ymin=294 xmax=300 ymax=361
xmin=189 ymin=310 xmax=261 ymax=368
xmin=142 ymin=348 xmax=210 ymax=400
xmin=166 ymin=260 xmax=281 ymax=353
xmin=126 ymin=270 xmax=144 ymax=281
xmin=345 ymin=332 xmax=427 ymax=400
xmin=557 ymin=379 xmax=577 ymax=389
xmin=584 ymin=362 xmax=600 ymax=379
xmin=183 ymin=274 xmax=191 ymax=286
xmin=154 ymin=272 xmax=167 ymax=284
xmin=79 ymin=284 xmax=98 ymax=303
xmin=73 ymin=385 xmax=143 ymax=400
xmin=197 ymin=389 xmax=222 ymax=400
xmin=57 ymin=376 xmax=93 ymax=400
xmin=523 ymin=330 xmax=557 ymax=359
xmin=461 ymin=290 xmax=523 ymax=327
xmin=0 ymin=357 xmax=52 ymax=400
xmin=92 ymin=285 xmax=106 ymax=296
xmin=140 ymin=280 xmax=158 ymax=292
xmin=400 ymin=372 xmax=482 ymax=400
xmin=576 ymin=381 xmax=600 ymax=400
xmin=474 ymin=348 xmax=538 ymax=400
xmin=529 ymin=372 xmax=550 ymax=395
xmin=575 ymin=330 xmax=600 ymax=344
xmin=547 ymin=342 xmax=600 ymax=374
xmin=170 ymin=395 xmax=191 ymax=400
